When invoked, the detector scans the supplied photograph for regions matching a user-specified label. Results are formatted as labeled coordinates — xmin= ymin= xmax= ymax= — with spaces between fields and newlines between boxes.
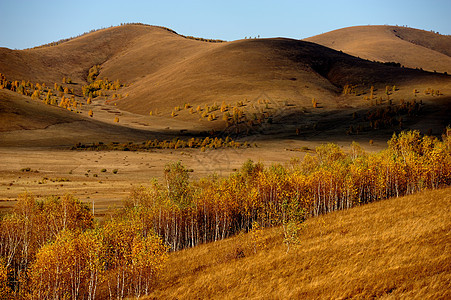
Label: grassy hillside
xmin=305 ymin=25 xmax=451 ymax=74
xmin=0 ymin=89 xmax=83 ymax=132
xmin=0 ymin=24 xmax=450 ymax=148
xmin=1 ymin=24 xmax=448 ymax=119
xmin=112 ymin=36 xmax=444 ymax=117
xmin=0 ymin=25 xmax=153 ymax=84
xmin=147 ymin=187 xmax=451 ymax=299
xmin=0 ymin=89 xmax=158 ymax=147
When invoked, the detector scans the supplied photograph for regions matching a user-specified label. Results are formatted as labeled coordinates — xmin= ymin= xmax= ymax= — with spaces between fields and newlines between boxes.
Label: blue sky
xmin=1 ymin=0 xmax=450 ymax=49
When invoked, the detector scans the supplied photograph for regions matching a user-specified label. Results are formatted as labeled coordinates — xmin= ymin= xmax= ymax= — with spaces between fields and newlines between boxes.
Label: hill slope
xmin=0 ymin=25 xmax=154 ymax=84
xmin=148 ymin=188 xmax=451 ymax=299
xmin=0 ymin=89 xmax=84 ymax=132
xmin=305 ymin=25 xmax=451 ymax=73
xmin=0 ymin=89 xmax=157 ymax=147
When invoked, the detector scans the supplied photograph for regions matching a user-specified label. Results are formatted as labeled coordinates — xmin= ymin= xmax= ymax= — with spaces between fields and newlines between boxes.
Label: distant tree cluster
xmin=183 ymin=36 xmax=225 ymax=43
xmin=87 ymin=65 xmax=100 ymax=83
xmin=0 ymin=72 xmax=123 ymax=115
xmin=382 ymin=61 xmax=402 ymax=68
xmin=0 ymin=73 xmax=84 ymax=110
xmin=167 ymin=99 xmax=283 ymax=135
xmin=62 ymin=76 xmax=73 ymax=84
xmin=347 ymin=99 xmax=423 ymax=134
xmin=82 ymin=78 xmax=122 ymax=98
xmin=71 ymin=136 xmax=252 ymax=151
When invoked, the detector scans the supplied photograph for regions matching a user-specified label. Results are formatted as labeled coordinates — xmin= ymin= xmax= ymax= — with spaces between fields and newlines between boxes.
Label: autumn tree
xmin=312 ymin=98 xmax=317 ymax=108
xmin=0 ymin=258 xmax=12 ymax=299
xmin=29 ymin=230 xmax=103 ymax=300
xmin=164 ymin=161 xmax=191 ymax=208
xmin=102 ymin=212 xmax=168 ymax=299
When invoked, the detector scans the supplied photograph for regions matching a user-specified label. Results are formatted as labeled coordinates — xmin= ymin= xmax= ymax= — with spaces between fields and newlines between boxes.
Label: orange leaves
xmin=26 ymin=205 xmax=169 ymax=299
xmin=0 ymin=194 xmax=95 ymax=296
xmin=0 ymin=258 xmax=11 ymax=298
xmin=130 ymin=232 xmax=169 ymax=294
xmin=29 ymin=230 xmax=103 ymax=299
xmin=249 ymin=221 xmax=265 ymax=253
xmin=312 ymin=98 xmax=317 ymax=108
xmin=44 ymin=194 xmax=94 ymax=235
xmin=101 ymin=212 xmax=169 ymax=298
xmin=315 ymin=143 xmax=346 ymax=165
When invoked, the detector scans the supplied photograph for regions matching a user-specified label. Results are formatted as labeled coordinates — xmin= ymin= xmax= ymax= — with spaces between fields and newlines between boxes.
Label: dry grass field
xmin=0 ymin=140 xmax=330 ymax=216
xmin=146 ymin=187 xmax=451 ymax=299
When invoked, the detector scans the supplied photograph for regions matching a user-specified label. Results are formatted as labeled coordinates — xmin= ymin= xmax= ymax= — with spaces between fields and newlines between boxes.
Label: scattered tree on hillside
xmin=87 ymin=65 xmax=100 ymax=83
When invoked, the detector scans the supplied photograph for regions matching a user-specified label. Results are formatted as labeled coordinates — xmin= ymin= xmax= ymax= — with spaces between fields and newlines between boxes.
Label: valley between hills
xmin=0 ymin=23 xmax=450 ymax=299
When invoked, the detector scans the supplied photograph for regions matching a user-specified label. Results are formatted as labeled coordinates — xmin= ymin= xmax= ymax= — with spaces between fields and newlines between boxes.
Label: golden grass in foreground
xmin=146 ymin=188 xmax=451 ymax=299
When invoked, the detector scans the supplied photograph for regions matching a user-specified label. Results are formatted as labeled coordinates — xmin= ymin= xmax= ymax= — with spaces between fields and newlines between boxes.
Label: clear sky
xmin=1 ymin=0 xmax=450 ymax=49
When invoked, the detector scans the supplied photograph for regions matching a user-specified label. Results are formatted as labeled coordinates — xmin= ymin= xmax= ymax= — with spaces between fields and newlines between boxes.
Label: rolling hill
xmin=305 ymin=25 xmax=451 ymax=74
xmin=1 ymin=24 xmax=448 ymax=114
xmin=0 ymin=24 xmax=450 ymax=146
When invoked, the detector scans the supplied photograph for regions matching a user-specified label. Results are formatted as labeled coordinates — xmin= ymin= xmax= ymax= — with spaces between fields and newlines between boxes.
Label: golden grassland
xmin=147 ymin=187 xmax=451 ymax=299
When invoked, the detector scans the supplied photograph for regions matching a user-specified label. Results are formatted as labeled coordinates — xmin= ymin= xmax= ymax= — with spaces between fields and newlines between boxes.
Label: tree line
xmin=122 ymin=130 xmax=450 ymax=253
xmin=71 ymin=137 xmax=252 ymax=152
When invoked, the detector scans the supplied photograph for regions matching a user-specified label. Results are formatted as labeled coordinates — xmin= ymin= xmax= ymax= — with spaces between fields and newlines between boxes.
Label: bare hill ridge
xmin=305 ymin=25 xmax=451 ymax=73
xmin=0 ymin=25 xmax=156 ymax=84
